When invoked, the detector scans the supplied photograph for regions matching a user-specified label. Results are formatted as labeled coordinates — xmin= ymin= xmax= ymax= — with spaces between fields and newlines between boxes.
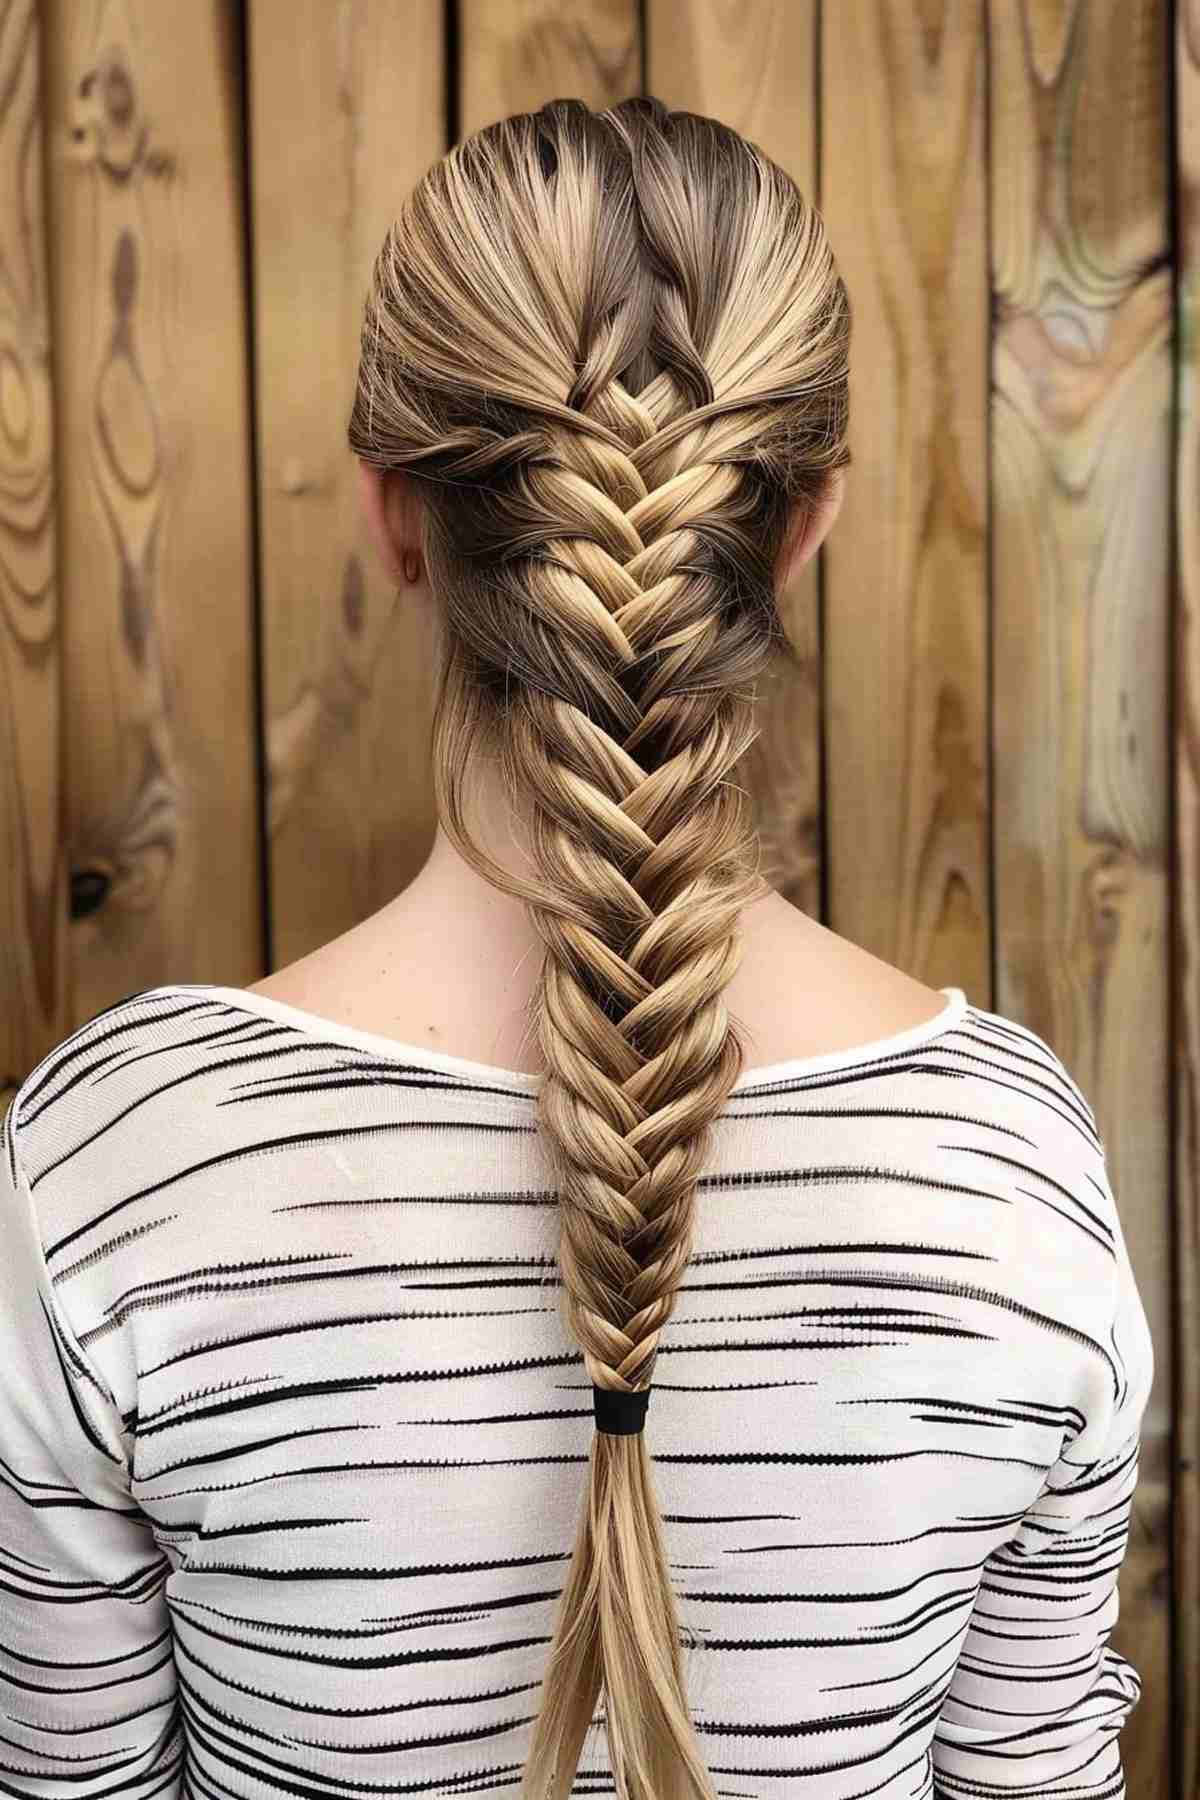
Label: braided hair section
xmin=348 ymin=94 xmax=850 ymax=1800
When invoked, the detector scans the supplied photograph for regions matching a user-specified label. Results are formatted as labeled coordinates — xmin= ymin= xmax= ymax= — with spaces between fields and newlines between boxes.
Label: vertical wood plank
xmin=819 ymin=3 xmax=991 ymax=995
xmin=249 ymin=0 xmax=443 ymax=974
xmin=40 ymin=0 xmax=259 ymax=1018
xmin=648 ymin=0 xmax=822 ymax=916
xmin=459 ymin=0 xmax=639 ymax=138
xmin=0 ymin=0 xmax=68 ymax=1101
xmin=1174 ymin=1 xmax=1200 ymax=1787
xmin=989 ymin=4 xmax=1173 ymax=1789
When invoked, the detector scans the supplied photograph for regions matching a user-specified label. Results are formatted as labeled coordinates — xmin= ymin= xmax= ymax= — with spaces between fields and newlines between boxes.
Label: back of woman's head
xmin=348 ymin=93 xmax=850 ymax=1800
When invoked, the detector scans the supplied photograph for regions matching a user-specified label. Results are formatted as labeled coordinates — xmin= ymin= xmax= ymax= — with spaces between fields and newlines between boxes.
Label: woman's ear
xmin=777 ymin=465 xmax=847 ymax=588
xmin=358 ymin=461 xmax=422 ymax=585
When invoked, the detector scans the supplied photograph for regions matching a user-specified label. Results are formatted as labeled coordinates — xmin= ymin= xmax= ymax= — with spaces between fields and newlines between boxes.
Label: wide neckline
xmin=156 ymin=982 xmax=969 ymax=1095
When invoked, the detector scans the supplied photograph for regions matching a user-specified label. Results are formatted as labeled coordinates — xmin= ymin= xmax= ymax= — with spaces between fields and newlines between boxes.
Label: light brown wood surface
xmin=460 ymin=0 xmax=640 ymax=129
xmin=0 ymin=0 xmax=67 ymax=1106
xmin=40 ymin=0 xmax=258 ymax=1021
xmin=248 ymin=0 xmax=444 ymax=974
xmin=820 ymin=3 xmax=990 ymax=996
xmin=1175 ymin=0 xmax=1200 ymax=1787
xmin=990 ymin=2 xmax=1173 ymax=1787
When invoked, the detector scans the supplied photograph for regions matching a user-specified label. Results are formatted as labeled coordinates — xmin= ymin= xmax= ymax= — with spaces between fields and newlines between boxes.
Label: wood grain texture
xmin=40 ymin=0 xmax=258 ymax=1018
xmin=648 ymin=0 xmax=823 ymax=916
xmin=1174 ymin=1 xmax=1200 ymax=1788
xmin=459 ymin=0 xmax=640 ymax=136
xmin=989 ymin=4 xmax=1173 ymax=1789
xmin=0 ymin=0 xmax=67 ymax=1106
xmin=248 ymin=0 xmax=443 ymax=973
xmin=819 ymin=1 xmax=991 ymax=995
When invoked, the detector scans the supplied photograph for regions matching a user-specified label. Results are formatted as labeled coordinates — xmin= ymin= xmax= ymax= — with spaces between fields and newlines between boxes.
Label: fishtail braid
xmin=348 ymin=92 xmax=850 ymax=1800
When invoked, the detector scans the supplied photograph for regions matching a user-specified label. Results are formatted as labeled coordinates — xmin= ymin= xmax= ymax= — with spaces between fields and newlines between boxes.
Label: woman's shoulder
xmin=731 ymin=896 xmax=963 ymax=1066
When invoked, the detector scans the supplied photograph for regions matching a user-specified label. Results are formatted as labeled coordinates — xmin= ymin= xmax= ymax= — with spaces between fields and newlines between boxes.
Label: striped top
xmin=0 ymin=979 xmax=1154 ymax=1799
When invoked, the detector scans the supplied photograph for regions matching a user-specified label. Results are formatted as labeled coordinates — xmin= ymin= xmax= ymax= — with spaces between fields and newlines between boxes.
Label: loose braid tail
xmin=348 ymin=93 xmax=851 ymax=1800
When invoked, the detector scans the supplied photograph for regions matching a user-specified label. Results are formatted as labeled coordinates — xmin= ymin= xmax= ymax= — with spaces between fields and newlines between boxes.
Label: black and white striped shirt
xmin=0 ymin=980 xmax=1154 ymax=1797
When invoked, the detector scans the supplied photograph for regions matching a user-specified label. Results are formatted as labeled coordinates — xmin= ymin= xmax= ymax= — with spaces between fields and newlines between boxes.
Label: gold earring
xmin=402 ymin=550 xmax=421 ymax=585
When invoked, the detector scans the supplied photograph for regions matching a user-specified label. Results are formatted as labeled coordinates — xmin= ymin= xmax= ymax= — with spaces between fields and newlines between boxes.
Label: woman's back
xmin=0 ymin=972 xmax=1152 ymax=1796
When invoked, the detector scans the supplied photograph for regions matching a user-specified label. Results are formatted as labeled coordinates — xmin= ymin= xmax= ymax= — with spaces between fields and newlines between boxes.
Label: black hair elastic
xmin=592 ymin=1383 xmax=651 ymax=1435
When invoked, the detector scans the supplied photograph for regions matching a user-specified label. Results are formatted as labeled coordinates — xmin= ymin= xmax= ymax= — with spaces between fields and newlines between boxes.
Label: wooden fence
xmin=2 ymin=2 xmax=1195 ymax=1791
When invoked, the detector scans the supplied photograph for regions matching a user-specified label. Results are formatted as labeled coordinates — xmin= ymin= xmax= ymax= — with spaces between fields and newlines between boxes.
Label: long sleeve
xmin=0 ymin=1090 xmax=182 ymax=1795
xmin=931 ymin=1152 xmax=1156 ymax=1798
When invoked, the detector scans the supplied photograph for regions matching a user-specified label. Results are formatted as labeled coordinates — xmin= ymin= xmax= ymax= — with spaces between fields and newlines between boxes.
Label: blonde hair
xmin=348 ymin=94 xmax=850 ymax=1800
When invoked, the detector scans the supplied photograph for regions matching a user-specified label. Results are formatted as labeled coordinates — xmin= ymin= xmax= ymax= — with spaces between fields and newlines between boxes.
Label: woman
xmin=0 ymin=97 xmax=1153 ymax=1800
